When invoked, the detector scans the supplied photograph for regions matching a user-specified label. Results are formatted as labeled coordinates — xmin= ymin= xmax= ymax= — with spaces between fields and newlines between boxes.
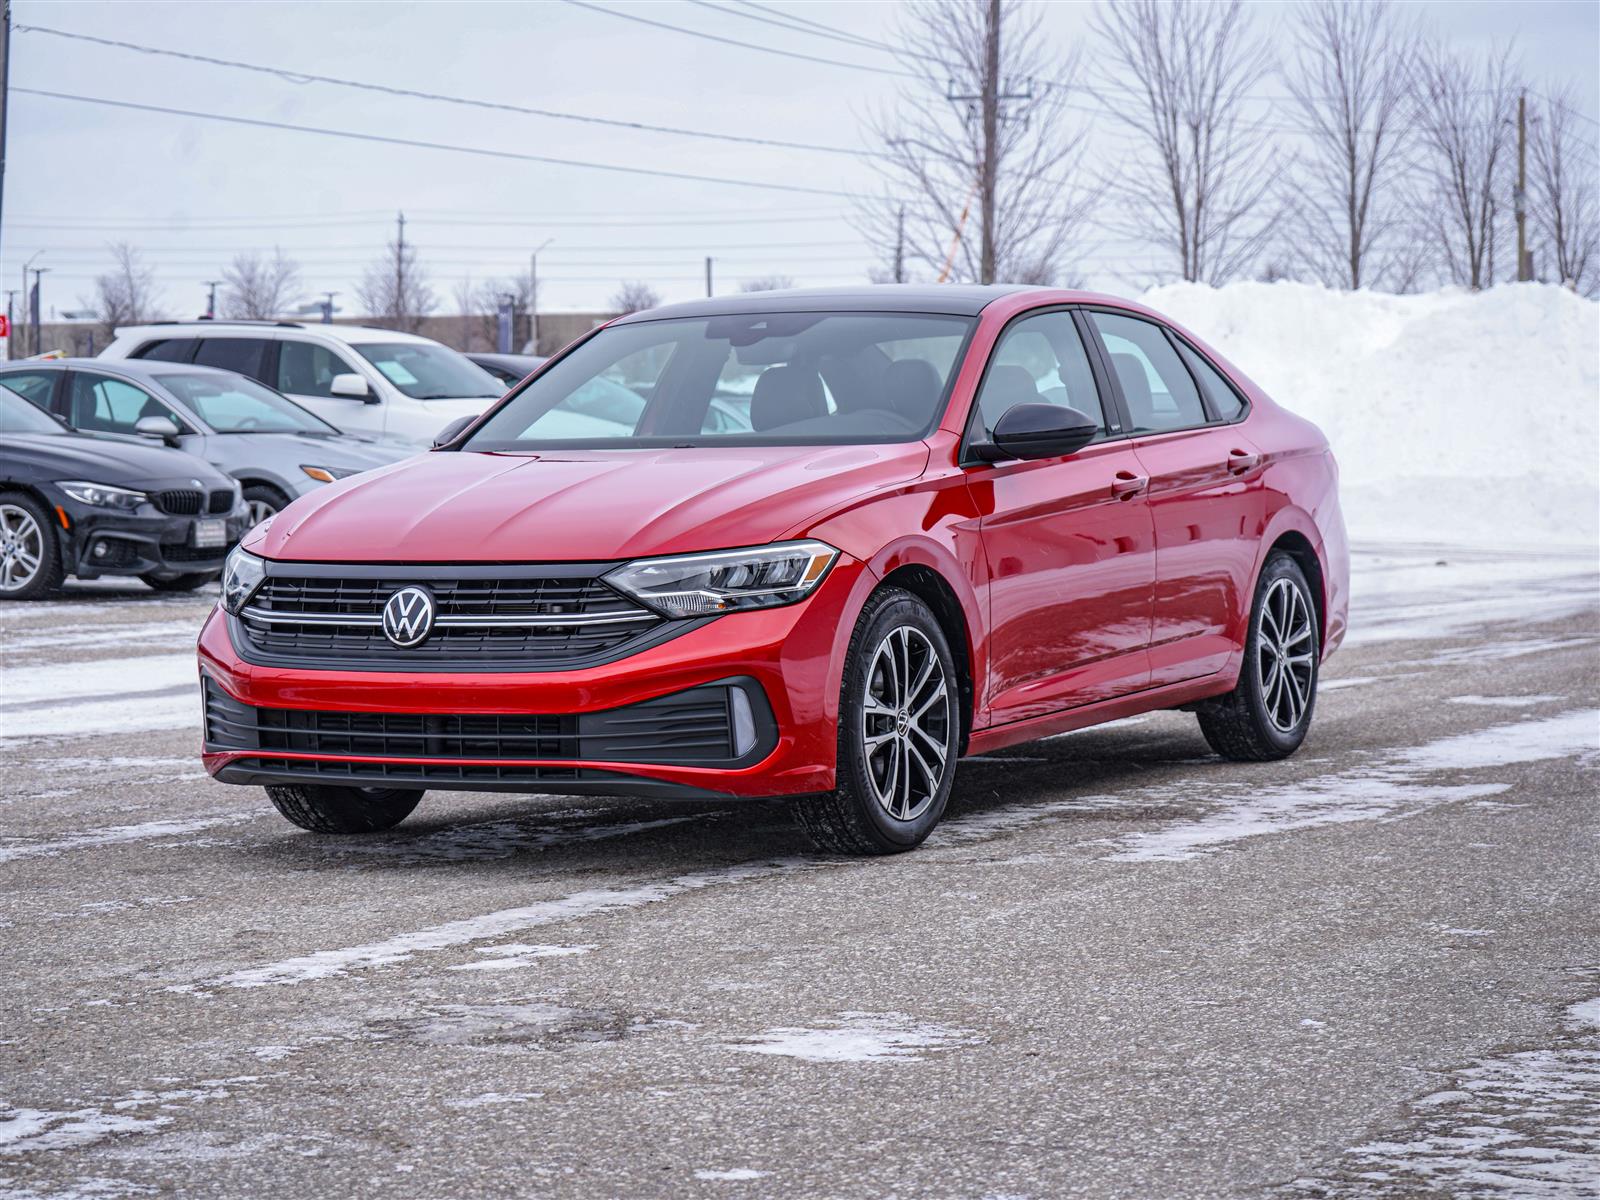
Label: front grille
xmin=202 ymin=677 xmax=758 ymax=766
xmin=234 ymin=567 xmax=667 ymax=670
xmin=207 ymin=489 xmax=234 ymax=515
xmin=155 ymin=489 xmax=203 ymax=515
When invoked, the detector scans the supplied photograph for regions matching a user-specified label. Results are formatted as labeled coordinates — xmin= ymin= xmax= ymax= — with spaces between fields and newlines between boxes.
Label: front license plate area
xmin=193 ymin=518 xmax=227 ymax=549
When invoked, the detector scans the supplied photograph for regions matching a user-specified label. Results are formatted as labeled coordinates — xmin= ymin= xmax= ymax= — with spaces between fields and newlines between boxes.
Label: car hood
xmin=250 ymin=442 xmax=930 ymax=562
xmin=2 ymin=433 xmax=234 ymax=489
xmin=218 ymin=432 xmax=417 ymax=470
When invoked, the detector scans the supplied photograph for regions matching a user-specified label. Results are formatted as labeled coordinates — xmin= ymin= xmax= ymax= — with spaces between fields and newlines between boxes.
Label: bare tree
xmin=1413 ymin=42 xmax=1517 ymax=289
xmin=1090 ymin=0 xmax=1280 ymax=284
xmin=609 ymin=281 xmax=660 ymax=315
xmin=220 ymin=247 xmax=301 ymax=319
xmin=859 ymin=198 xmax=912 ymax=284
xmin=739 ymin=275 xmax=796 ymax=293
xmin=458 ymin=274 xmax=538 ymax=351
xmin=1529 ymin=83 xmax=1598 ymax=295
xmin=92 ymin=243 xmax=163 ymax=338
xmin=356 ymin=236 xmax=436 ymax=332
xmin=1285 ymin=0 xmax=1418 ymax=289
xmin=863 ymin=0 xmax=1095 ymax=285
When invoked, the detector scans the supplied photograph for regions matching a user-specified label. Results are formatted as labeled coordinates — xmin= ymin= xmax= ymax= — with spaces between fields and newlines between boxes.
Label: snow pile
xmin=1141 ymin=281 xmax=1599 ymax=548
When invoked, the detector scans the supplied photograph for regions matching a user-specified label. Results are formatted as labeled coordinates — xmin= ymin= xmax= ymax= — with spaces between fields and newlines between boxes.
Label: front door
xmin=1086 ymin=310 xmax=1265 ymax=687
xmin=965 ymin=309 xmax=1156 ymax=726
xmin=272 ymin=340 xmax=381 ymax=435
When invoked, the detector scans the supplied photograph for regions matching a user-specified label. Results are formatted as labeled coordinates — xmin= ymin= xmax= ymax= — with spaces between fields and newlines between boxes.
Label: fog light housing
xmin=730 ymin=686 xmax=757 ymax=757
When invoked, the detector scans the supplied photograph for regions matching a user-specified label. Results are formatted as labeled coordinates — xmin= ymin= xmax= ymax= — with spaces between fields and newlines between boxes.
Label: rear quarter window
xmin=192 ymin=338 xmax=273 ymax=383
xmin=1177 ymin=343 xmax=1249 ymax=421
xmin=131 ymin=338 xmax=197 ymax=363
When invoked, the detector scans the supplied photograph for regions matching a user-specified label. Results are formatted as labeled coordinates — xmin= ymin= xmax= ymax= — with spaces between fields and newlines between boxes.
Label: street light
xmin=20 ymin=250 xmax=42 ymax=356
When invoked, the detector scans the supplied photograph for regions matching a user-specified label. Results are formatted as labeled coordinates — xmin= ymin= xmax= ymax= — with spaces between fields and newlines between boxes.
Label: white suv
xmin=100 ymin=322 xmax=505 ymax=446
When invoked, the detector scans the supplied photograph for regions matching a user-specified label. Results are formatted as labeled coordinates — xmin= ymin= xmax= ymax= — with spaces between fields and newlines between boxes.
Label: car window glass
xmin=353 ymin=343 xmax=502 ymax=400
xmin=1178 ymin=342 xmax=1246 ymax=421
xmin=1089 ymin=312 xmax=1207 ymax=434
xmin=276 ymin=341 xmax=360 ymax=398
xmin=973 ymin=311 xmax=1105 ymax=439
xmin=192 ymin=338 xmax=271 ymax=383
xmin=467 ymin=312 xmax=972 ymax=448
xmin=132 ymin=338 xmax=197 ymax=363
xmin=67 ymin=373 xmax=169 ymax=434
xmin=0 ymin=385 xmax=64 ymax=433
xmin=156 ymin=372 xmax=339 ymax=434
xmin=0 ymin=371 xmax=58 ymax=412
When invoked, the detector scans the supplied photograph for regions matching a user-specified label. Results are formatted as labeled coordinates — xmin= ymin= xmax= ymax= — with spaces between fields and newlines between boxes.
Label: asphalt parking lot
xmin=2 ymin=544 xmax=1597 ymax=1199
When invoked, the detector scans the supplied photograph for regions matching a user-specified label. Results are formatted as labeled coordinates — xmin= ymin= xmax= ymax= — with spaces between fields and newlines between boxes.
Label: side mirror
xmin=134 ymin=414 xmax=182 ymax=443
xmin=329 ymin=373 xmax=375 ymax=402
xmin=432 ymin=414 xmax=478 ymax=449
xmin=972 ymin=403 xmax=1100 ymax=463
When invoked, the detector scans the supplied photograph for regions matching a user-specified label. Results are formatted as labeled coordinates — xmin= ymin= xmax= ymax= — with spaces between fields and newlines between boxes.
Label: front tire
xmin=265 ymin=784 xmax=424 ymax=834
xmin=793 ymin=588 xmax=959 ymax=855
xmin=1196 ymin=551 xmax=1319 ymax=761
xmin=0 ymin=492 xmax=65 ymax=600
xmin=242 ymin=483 xmax=290 ymax=528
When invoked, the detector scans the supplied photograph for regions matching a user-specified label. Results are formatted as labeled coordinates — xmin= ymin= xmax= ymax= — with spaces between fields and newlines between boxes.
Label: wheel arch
xmin=876 ymin=561 xmax=976 ymax=756
xmin=1263 ymin=527 xmax=1327 ymax=649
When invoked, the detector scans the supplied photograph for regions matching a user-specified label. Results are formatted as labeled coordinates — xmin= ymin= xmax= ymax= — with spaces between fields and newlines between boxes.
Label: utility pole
xmin=0 ymin=1 xmax=12 ymax=293
xmin=892 ymin=204 xmax=907 ymax=284
xmin=394 ymin=210 xmax=407 ymax=326
xmin=1515 ymin=90 xmax=1531 ymax=282
xmin=945 ymin=0 xmax=1028 ymax=285
xmin=320 ymin=291 xmax=337 ymax=324
xmin=2 ymin=289 xmax=13 ymax=361
xmin=28 ymin=264 xmax=47 ymax=356
xmin=528 ymin=238 xmax=551 ymax=354
xmin=202 ymin=279 xmax=222 ymax=320
xmin=705 ymin=256 xmax=714 ymax=298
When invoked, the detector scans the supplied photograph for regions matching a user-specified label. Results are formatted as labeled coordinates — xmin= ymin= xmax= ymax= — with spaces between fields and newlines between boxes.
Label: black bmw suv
xmin=0 ymin=383 xmax=249 ymax=598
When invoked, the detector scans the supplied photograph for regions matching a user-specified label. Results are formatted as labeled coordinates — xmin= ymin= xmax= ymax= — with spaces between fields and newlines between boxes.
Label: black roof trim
xmin=611 ymin=283 xmax=1044 ymax=323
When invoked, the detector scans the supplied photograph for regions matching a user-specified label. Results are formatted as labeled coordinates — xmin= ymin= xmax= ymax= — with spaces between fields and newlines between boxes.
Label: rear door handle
xmin=1111 ymin=471 xmax=1148 ymax=498
xmin=1226 ymin=449 xmax=1260 ymax=474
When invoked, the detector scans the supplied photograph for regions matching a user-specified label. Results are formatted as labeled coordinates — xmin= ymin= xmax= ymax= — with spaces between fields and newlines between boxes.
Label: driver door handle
xmin=1111 ymin=471 xmax=1148 ymax=499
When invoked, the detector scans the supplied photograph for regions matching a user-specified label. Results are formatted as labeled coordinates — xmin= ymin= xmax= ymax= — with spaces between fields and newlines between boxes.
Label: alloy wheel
xmin=0 ymin=504 xmax=44 ymax=593
xmin=246 ymin=498 xmax=279 ymax=526
xmin=861 ymin=625 xmax=951 ymax=822
xmin=1257 ymin=576 xmax=1315 ymax=732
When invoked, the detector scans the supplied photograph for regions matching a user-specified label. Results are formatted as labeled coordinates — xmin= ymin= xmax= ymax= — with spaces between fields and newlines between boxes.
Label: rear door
xmin=1083 ymin=309 xmax=1264 ymax=687
xmin=966 ymin=308 xmax=1156 ymax=724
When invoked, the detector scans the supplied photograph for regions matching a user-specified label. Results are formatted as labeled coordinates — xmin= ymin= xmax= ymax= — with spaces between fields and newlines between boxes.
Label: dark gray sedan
xmin=0 ymin=360 xmax=415 ymax=525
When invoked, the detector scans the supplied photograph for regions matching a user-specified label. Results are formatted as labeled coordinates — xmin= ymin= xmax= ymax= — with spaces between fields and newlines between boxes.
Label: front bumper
xmin=198 ymin=553 xmax=874 ymax=799
xmin=51 ymin=494 xmax=251 ymax=580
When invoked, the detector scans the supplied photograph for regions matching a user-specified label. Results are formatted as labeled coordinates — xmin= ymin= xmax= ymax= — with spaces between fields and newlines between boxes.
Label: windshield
xmin=355 ymin=342 xmax=503 ymax=400
xmin=465 ymin=311 xmax=973 ymax=450
xmin=0 ymin=385 xmax=66 ymax=435
xmin=156 ymin=372 xmax=340 ymax=434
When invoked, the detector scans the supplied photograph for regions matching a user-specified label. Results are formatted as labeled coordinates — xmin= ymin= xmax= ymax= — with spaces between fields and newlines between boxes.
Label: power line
xmin=13 ymin=88 xmax=858 ymax=197
xmin=563 ymin=0 xmax=916 ymax=79
xmin=13 ymin=23 xmax=872 ymax=157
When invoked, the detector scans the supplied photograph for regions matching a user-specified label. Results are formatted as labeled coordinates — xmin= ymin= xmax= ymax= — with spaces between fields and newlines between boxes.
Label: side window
xmin=1177 ymin=342 xmax=1247 ymax=421
xmin=973 ymin=311 xmax=1106 ymax=439
xmin=276 ymin=341 xmax=360 ymax=398
xmin=131 ymin=338 xmax=197 ymax=363
xmin=0 ymin=371 xmax=60 ymax=412
xmin=1089 ymin=312 xmax=1207 ymax=434
xmin=66 ymin=373 xmax=169 ymax=434
xmin=192 ymin=338 xmax=271 ymax=383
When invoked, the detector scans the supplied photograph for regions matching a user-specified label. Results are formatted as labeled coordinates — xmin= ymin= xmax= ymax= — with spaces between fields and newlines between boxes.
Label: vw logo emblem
xmin=382 ymin=585 xmax=436 ymax=647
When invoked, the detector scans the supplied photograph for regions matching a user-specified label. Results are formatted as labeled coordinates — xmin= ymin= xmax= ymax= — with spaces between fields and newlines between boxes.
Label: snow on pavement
xmin=726 ymin=1012 xmax=981 ymax=1064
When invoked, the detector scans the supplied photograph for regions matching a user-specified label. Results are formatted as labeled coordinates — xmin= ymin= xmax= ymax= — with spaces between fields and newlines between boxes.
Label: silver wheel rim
xmin=1257 ymin=576 xmax=1315 ymax=733
xmin=0 ymin=504 xmax=45 ymax=593
xmin=862 ymin=625 xmax=951 ymax=822
xmin=246 ymin=498 xmax=279 ymax=526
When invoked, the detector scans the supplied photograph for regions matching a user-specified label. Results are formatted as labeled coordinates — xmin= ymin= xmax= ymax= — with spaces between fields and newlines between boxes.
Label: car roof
xmin=110 ymin=321 xmax=435 ymax=346
xmin=17 ymin=358 xmax=233 ymax=377
xmin=611 ymin=283 xmax=1049 ymax=323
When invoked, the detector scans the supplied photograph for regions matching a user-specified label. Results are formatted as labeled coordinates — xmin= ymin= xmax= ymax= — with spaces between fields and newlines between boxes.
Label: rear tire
xmin=793 ymin=588 xmax=959 ymax=855
xmin=1196 ymin=551 xmax=1319 ymax=761
xmin=140 ymin=572 xmax=216 ymax=592
xmin=264 ymin=784 xmax=424 ymax=834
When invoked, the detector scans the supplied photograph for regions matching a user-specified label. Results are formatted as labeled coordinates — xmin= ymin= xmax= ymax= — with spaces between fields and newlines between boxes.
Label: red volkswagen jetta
xmin=200 ymin=286 xmax=1348 ymax=853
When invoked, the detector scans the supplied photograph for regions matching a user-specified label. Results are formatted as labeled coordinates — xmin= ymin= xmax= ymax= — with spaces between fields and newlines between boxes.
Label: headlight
xmin=58 ymin=481 xmax=147 ymax=510
xmin=300 ymin=465 xmax=361 ymax=483
xmin=604 ymin=541 xmax=837 ymax=618
xmin=221 ymin=546 xmax=266 ymax=615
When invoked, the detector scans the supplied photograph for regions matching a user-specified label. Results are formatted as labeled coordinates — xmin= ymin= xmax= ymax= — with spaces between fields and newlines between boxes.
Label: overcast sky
xmin=4 ymin=0 xmax=1596 ymax=319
